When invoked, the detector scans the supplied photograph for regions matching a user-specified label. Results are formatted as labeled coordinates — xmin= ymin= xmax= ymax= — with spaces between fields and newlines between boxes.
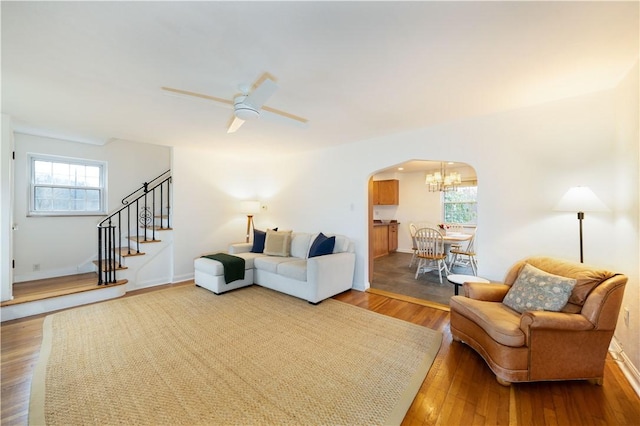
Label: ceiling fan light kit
xmin=233 ymin=96 xmax=260 ymax=121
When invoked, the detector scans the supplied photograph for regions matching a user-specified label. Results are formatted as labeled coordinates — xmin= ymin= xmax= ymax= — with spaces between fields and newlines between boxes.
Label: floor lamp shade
xmin=240 ymin=200 xmax=261 ymax=243
xmin=554 ymin=186 xmax=609 ymax=263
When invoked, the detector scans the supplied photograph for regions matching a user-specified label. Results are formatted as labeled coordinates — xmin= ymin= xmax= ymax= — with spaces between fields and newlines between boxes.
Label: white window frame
xmin=28 ymin=153 xmax=107 ymax=217
xmin=442 ymin=184 xmax=478 ymax=225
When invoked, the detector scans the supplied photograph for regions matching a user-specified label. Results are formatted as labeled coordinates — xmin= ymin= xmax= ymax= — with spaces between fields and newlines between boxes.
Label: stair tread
xmin=115 ymin=247 xmax=146 ymax=257
xmin=92 ymin=260 xmax=128 ymax=272
xmin=1 ymin=277 xmax=127 ymax=307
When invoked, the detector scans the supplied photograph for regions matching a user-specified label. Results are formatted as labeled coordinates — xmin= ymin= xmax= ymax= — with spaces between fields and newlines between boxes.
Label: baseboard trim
xmin=609 ymin=336 xmax=640 ymax=398
xmin=172 ymin=272 xmax=194 ymax=283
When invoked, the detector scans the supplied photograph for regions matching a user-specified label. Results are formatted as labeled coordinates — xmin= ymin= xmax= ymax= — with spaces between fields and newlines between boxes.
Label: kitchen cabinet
xmin=373 ymin=180 xmax=399 ymax=205
xmin=388 ymin=223 xmax=398 ymax=252
xmin=372 ymin=222 xmax=399 ymax=258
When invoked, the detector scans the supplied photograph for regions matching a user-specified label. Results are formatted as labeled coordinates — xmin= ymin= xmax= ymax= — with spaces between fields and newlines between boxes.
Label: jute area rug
xmin=30 ymin=285 xmax=442 ymax=425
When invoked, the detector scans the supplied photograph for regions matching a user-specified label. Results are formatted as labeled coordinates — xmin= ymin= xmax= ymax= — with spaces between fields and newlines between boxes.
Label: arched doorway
xmin=368 ymin=160 xmax=478 ymax=306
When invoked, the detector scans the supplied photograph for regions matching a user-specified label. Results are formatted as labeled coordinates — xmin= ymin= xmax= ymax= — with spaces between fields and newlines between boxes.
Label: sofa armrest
xmin=307 ymin=252 xmax=356 ymax=303
xmin=229 ymin=242 xmax=252 ymax=254
xmin=464 ymin=283 xmax=510 ymax=301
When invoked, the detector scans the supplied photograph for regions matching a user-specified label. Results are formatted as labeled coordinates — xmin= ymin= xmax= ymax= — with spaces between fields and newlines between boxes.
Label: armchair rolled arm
xmin=464 ymin=282 xmax=510 ymax=301
xmin=520 ymin=310 xmax=595 ymax=349
xmin=520 ymin=311 xmax=594 ymax=332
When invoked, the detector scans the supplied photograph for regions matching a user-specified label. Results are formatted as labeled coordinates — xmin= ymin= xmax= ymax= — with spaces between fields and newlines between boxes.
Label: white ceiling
xmin=2 ymin=2 xmax=638 ymax=157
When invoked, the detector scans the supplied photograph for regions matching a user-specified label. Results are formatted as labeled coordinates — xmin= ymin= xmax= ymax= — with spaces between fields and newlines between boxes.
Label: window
xmin=443 ymin=185 xmax=477 ymax=225
xmin=28 ymin=154 xmax=107 ymax=216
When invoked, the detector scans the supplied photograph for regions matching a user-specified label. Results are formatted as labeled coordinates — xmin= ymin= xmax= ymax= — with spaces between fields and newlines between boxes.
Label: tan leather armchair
xmin=450 ymin=256 xmax=627 ymax=385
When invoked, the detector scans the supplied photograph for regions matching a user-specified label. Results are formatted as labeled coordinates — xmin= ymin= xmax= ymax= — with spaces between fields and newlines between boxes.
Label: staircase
xmin=97 ymin=169 xmax=173 ymax=290
xmin=1 ymin=171 xmax=173 ymax=322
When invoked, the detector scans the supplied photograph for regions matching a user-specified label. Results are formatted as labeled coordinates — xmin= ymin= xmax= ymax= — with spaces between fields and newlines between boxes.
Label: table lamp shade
xmin=554 ymin=186 xmax=609 ymax=213
xmin=240 ymin=200 xmax=261 ymax=215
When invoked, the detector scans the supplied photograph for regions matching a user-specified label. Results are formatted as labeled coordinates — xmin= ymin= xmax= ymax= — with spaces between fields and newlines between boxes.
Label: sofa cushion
xmin=450 ymin=296 xmax=525 ymax=347
xmin=254 ymin=256 xmax=295 ymax=274
xmin=277 ymin=259 xmax=308 ymax=281
xmin=309 ymin=233 xmax=336 ymax=258
xmin=231 ymin=252 xmax=265 ymax=270
xmin=290 ymin=233 xmax=312 ymax=259
xmin=503 ymin=264 xmax=576 ymax=314
xmin=264 ymin=230 xmax=292 ymax=257
xmin=193 ymin=253 xmax=253 ymax=277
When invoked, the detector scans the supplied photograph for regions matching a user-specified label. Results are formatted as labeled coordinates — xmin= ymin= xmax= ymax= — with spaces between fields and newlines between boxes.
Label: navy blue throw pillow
xmin=309 ymin=233 xmax=336 ymax=258
xmin=251 ymin=227 xmax=278 ymax=253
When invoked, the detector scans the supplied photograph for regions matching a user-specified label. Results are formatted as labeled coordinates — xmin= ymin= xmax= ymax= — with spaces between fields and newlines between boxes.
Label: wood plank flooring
xmin=2 ymin=281 xmax=639 ymax=425
xmin=1 ymin=273 xmax=126 ymax=307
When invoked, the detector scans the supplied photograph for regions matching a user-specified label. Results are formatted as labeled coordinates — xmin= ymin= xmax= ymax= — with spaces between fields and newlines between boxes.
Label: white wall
xmin=1 ymin=115 xmax=15 ymax=301
xmin=612 ymin=62 xmax=639 ymax=373
xmin=12 ymin=134 xmax=171 ymax=282
xmin=172 ymin=78 xmax=638 ymax=384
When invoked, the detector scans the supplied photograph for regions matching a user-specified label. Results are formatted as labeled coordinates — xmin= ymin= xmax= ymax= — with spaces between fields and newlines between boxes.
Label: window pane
xmin=445 ymin=202 xmax=477 ymax=224
xmin=35 ymin=186 xmax=53 ymax=200
xmin=70 ymin=164 xmax=86 ymax=186
xmin=53 ymin=199 xmax=71 ymax=210
xmin=444 ymin=186 xmax=478 ymax=224
xmin=53 ymin=187 xmax=70 ymax=200
xmin=52 ymin=163 xmax=70 ymax=185
xmin=35 ymin=198 xmax=52 ymax=210
xmin=86 ymin=166 xmax=100 ymax=187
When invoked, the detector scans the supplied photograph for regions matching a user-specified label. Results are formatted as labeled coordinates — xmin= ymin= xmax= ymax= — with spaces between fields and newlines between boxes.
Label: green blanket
xmin=201 ymin=253 xmax=245 ymax=284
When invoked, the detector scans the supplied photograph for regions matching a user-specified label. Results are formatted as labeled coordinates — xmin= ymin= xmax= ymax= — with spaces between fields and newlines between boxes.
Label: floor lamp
xmin=240 ymin=200 xmax=261 ymax=243
xmin=554 ymin=186 xmax=609 ymax=263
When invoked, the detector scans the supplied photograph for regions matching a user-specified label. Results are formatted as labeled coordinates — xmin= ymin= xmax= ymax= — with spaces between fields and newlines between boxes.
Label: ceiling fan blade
xmin=261 ymin=105 xmax=308 ymax=125
xmin=244 ymin=78 xmax=278 ymax=109
xmin=227 ymin=116 xmax=245 ymax=133
xmin=161 ymin=86 xmax=233 ymax=106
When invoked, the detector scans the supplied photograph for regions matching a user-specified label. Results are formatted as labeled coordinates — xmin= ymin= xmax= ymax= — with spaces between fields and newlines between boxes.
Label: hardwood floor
xmin=1 ymin=273 xmax=126 ymax=307
xmin=2 ymin=281 xmax=639 ymax=425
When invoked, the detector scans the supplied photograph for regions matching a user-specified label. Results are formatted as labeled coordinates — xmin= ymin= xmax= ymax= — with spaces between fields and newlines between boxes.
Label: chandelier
xmin=425 ymin=162 xmax=462 ymax=192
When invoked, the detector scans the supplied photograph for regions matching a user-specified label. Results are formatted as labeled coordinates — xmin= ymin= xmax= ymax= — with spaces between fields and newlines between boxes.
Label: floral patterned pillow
xmin=503 ymin=263 xmax=577 ymax=313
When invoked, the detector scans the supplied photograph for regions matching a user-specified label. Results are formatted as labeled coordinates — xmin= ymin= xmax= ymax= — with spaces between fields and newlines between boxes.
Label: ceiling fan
xmin=161 ymin=73 xmax=308 ymax=134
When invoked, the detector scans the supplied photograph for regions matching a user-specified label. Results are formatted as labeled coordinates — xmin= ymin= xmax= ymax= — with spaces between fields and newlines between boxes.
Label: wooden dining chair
xmin=449 ymin=231 xmax=477 ymax=275
xmin=408 ymin=223 xmax=419 ymax=267
xmin=414 ymin=227 xmax=450 ymax=284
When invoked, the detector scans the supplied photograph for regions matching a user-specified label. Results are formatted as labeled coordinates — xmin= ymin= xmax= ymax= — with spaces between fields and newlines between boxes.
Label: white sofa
xmin=194 ymin=232 xmax=356 ymax=304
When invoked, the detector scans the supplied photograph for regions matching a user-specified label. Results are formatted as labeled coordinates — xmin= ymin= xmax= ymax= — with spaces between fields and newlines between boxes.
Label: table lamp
xmin=554 ymin=186 xmax=609 ymax=263
xmin=240 ymin=200 xmax=261 ymax=243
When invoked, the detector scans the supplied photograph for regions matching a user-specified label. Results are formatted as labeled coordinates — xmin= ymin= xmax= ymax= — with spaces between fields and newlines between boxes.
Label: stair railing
xmin=97 ymin=169 xmax=171 ymax=284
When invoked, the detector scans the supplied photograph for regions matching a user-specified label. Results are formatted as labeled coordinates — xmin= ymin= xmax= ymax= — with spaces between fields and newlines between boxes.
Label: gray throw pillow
xmin=503 ymin=263 xmax=576 ymax=313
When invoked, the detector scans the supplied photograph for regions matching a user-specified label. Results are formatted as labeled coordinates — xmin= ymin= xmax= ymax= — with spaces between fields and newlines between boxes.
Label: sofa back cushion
xmin=504 ymin=257 xmax=616 ymax=311
xmin=290 ymin=233 xmax=312 ymax=258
